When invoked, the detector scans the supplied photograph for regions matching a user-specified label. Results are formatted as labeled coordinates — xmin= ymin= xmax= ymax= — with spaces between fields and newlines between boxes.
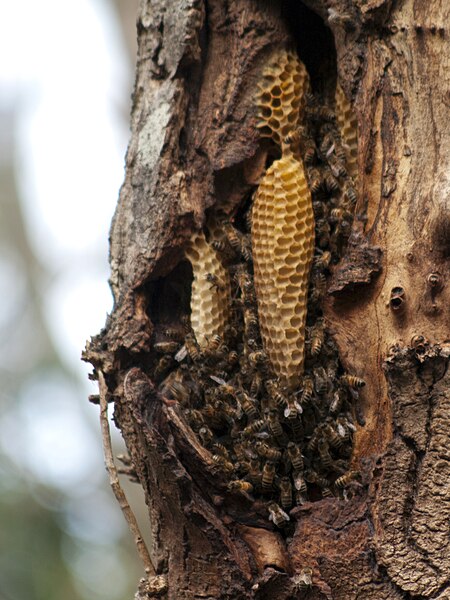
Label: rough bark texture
xmin=84 ymin=0 xmax=450 ymax=598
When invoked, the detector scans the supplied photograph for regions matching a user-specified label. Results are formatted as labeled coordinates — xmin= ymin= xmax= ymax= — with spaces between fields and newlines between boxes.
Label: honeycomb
xmin=185 ymin=230 xmax=231 ymax=347
xmin=335 ymin=84 xmax=358 ymax=183
xmin=251 ymin=151 xmax=315 ymax=389
xmin=256 ymin=47 xmax=310 ymax=149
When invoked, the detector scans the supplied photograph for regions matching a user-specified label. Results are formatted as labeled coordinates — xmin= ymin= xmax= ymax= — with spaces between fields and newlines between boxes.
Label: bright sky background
xmin=0 ymin=0 xmax=140 ymax=597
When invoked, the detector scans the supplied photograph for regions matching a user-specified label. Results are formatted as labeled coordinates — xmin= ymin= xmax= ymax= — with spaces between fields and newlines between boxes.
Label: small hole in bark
xmin=427 ymin=272 xmax=442 ymax=289
xmin=411 ymin=335 xmax=429 ymax=355
xmin=390 ymin=287 xmax=405 ymax=312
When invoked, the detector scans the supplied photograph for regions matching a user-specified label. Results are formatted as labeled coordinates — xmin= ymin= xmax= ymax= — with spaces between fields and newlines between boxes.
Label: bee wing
xmin=349 ymin=388 xmax=359 ymax=400
xmin=268 ymin=511 xmax=274 ymax=522
xmin=254 ymin=432 xmax=270 ymax=439
xmin=175 ymin=345 xmax=188 ymax=362
xmin=346 ymin=420 xmax=357 ymax=432
xmin=337 ymin=423 xmax=346 ymax=437
xmin=209 ymin=375 xmax=227 ymax=385
xmin=293 ymin=474 xmax=304 ymax=491
xmin=235 ymin=399 xmax=244 ymax=420
xmin=280 ymin=508 xmax=290 ymax=521
xmin=284 ymin=407 xmax=291 ymax=418
xmin=294 ymin=401 xmax=303 ymax=414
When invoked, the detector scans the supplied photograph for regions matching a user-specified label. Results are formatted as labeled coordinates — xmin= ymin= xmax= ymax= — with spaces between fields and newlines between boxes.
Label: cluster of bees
xmin=150 ymin=50 xmax=364 ymax=530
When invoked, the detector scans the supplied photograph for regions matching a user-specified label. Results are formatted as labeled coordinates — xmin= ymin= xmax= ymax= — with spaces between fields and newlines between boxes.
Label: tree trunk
xmin=84 ymin=0 xmax=450 ymax=598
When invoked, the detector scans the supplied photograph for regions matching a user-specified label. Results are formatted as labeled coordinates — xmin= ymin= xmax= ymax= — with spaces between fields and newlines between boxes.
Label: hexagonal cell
xmin=256 ymin=47 xmax=310 ymax=147
xmin=185 ymin=230 xmax=232 ymax=348
xmin=252 ymin=153 xmax=314 ymax=389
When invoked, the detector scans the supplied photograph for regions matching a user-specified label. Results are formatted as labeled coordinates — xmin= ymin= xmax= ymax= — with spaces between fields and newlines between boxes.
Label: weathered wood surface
xmin=84 ymin=0 xmax=450 ymax=597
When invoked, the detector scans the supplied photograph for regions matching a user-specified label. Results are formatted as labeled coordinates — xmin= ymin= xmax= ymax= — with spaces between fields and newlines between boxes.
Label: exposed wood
xmin=83 ymin=0 xmax=450 ymax=597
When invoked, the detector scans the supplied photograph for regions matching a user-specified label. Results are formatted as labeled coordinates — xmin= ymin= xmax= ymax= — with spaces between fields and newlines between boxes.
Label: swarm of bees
xmin=150 ymin=46 xmax=364 ymax=530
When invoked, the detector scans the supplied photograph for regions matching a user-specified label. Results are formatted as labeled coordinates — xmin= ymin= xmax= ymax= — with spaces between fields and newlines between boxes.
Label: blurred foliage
xmin=0 ymin=0 xmax=142 ymax=598
xmin=0 ymin=474 xmax=80 ymax=600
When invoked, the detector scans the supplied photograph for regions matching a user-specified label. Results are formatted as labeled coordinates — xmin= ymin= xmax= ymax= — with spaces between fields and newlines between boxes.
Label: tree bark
xmin=84 ymin=0 xmax=450 ymax=598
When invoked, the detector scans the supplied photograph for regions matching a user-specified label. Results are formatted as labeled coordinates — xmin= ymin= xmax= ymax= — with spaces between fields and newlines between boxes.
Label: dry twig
xmin=97 ymin=370 xmax=155 ymax=577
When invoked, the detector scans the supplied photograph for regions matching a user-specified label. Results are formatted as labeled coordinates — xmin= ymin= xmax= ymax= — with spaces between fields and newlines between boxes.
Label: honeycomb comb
xmin=335 ymin=84 xmax=358 ymax=183
xmin=251 ymin=152 xmax=315 ymax=389
xmin=256 ymin=48 xmax=310 ymax=148
xmin=185 ymin=231 xmax=231 ymax=348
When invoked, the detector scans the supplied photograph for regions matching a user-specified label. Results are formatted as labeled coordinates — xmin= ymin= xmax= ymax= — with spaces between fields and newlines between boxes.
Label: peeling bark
xmin=84 ymin=0 xmax=450 ymax=597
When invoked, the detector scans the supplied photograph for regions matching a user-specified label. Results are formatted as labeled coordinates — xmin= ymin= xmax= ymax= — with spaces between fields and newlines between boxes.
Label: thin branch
xmin=98 ymin=370 xmax=155 ymax=577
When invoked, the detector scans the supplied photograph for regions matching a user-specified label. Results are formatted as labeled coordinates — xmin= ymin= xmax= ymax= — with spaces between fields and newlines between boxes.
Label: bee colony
xmin=152 ymin=46 xmax=363 ymax=529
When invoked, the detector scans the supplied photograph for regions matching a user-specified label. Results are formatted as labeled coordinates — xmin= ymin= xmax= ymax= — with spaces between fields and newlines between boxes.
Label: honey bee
xmin=295 ymin=489 xmax=307 ymax=506
xmin=343 ymin=180 xmax=357 ymax=206
xmin=185 ymin=333 xmax=201 ymax=362
xmin=335 ymin=470 xmax=360 ymax=488
xmin=283 ymin=127 xmax=303 ymax=147
xmin=242 ymin=419 xmax=266 ymax=438
xmin=284 ymin=396 xmax=303 ymax=419
xmin=307 ymin=167 xmax=322 ymax=193
xmin=303 ymin=139 xmax=316 ymax=164
xmin=164 ymin=327 xmax=185 ymax=341
xmin=313 ymin=366 xmax=330 ymax=395
xmin=310 ymin=271 xmax=327 ymax=304
xmin=293 ymin=567 xmax=313 ymax=591
xmin=324 ymin=170 xmax=340 ymax=193
xmin=322 ymin=487 xmax=334 ymax=498
xmin=231 ymin=441 xmax=246 ymax=463
xmin=248 ymin=351 xmax=267 ymax=367
xmin=323 ymin=423 xmax=345 ymax=450
xmin=301 ymin=376 xmax=314 ymax=405
xmin=243 ymin=307 xmax=260 ymax=342
xmin=287 ymin=442 xmax=304 ymax=471
xmin=305 ymin=469 xmax=329 ymax=488
xmin=198 ymin=425 xmax=214 ymax=447
xmin=245 ymin=457 xmax=262 ymax=487
xmin=268 ymin=502 xmax=290 ymax=528
xmin=330 ymin=387 xmax=347 ymax=415
xmin=228 ymin=480 xmax=254 ymax=494
xmin=330 ymin=207 xmax=353 ymax=222
xmin=266 ymin=379 xmax=288 ymax=408
xmin=166 ymin=379 xmax=190 ymax=405
xmin=250 ymin=371 xmax=264 ymax=398
xmin=212 ymin=443 xmax=230 ymax=459
xmin=318 ymin=438 xmax=333 ymax=470
xmin=205 ymin=273 xmax=225 ymax=291
xmin=329 ymin=156 xmax=347 ymax=178
xmin=154 ymin=340 xmax=179 ymax=354
xmin=336 ymin=415 xmax=353 ymax=442
xmin=227 ymin=350 xmax=239 ymax=365
xmin=310 ymin=319 xmax=325 ymax=356
xmin=255 ymin=441 xmax=282 ymax=462
xmin=314 ymin=251 xmax=331 ymax=271
xmin=341 ymin=374 xmax=366 ymax=389
xmin=203 ymin=334 xmax=222 ymax=356
xmin=186 ymin=408 xmax=204 ymax=432
xmin=154 ymin=354 xmax=174 ymax=379
xmin=211 ymin=454 xmax=234 ymax=475
xmin=279 ymin=477 xmax=293 ymax=509
xmin=262 ymin=461 xmax=276 ymax=491
xmin=292 ymin=470 xmax=307 ymax=493
xmin=222 ymin=220 xmax=251 ymax=261
xmin=315 ymin=218 xmax=331 ymax=248
xmin=312 ymin=200 xmax=325 ymax=218
xmin=211 ymin=239 xmax=228 ymax=254
xmin=266 ymin=408 xmax=286 ymax=443
xmin=238 ymin=391 xmax=258 ymax=421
